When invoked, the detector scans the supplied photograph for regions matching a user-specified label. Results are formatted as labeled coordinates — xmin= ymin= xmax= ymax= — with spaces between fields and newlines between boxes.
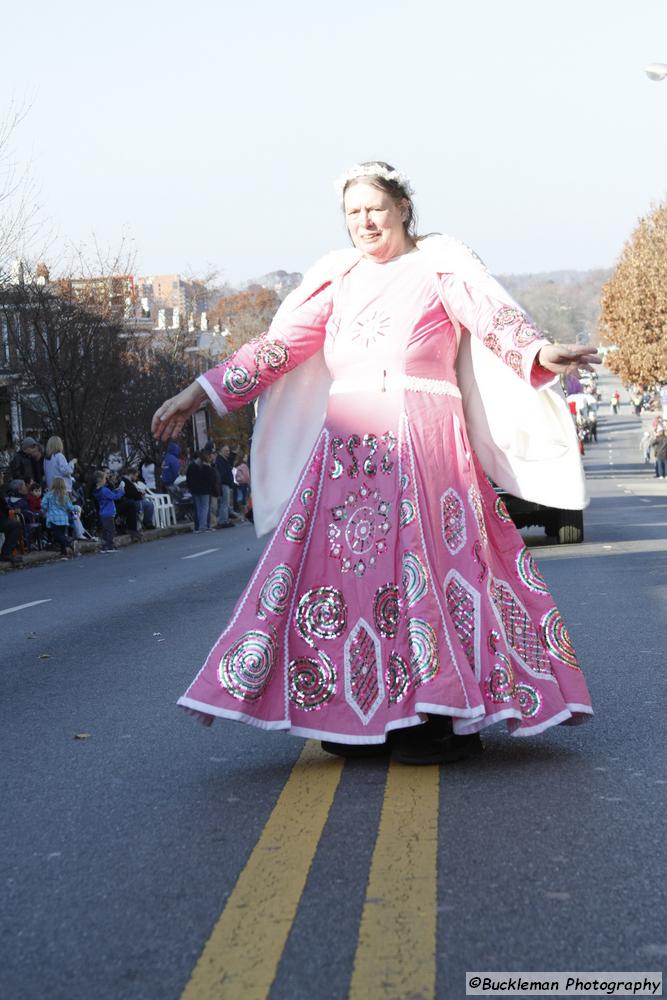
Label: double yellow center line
xmin=349 ymin=762 xmax=439 ymax=1000
xmin=181 ymin=742 xmax=439 ymax=1000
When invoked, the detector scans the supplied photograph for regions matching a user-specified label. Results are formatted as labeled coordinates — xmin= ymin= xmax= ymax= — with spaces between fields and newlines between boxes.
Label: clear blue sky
xmin=3 ymin=0 xmax=666 ymax=282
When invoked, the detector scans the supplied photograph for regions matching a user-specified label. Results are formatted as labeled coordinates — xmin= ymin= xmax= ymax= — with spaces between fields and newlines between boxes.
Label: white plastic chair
xmin=145 ymin=490 xmax=176 ymax=529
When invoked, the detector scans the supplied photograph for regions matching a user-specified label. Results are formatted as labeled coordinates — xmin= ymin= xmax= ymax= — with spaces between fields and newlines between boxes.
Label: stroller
xmin=168 ymin=477 xmax=194 ymax=522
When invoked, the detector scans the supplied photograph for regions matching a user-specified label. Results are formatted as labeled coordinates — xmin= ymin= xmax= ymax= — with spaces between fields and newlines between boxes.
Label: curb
xmin=0 ymin=521 xmax=196 ymax=573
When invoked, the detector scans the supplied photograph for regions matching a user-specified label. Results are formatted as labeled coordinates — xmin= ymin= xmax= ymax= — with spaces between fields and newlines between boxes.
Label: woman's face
xmin=344 ymin=181 xmax=411 ymax=262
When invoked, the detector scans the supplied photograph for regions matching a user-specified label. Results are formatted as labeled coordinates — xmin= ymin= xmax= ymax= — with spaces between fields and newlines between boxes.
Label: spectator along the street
xmin=233 ymin=453 xmax=251 ymax=517
xmin=44 ymin=436 xmax=76 ymax=491
xmin=26 ymin=483 xmax=43 ymax=515
xmin=160 ymin=442 xmax=182 ymax=487
xmin=214 ymin=444 xmax=237 ymax=528
xmin=652 ymin=428 xmax=667 ymax=479
xmin=186 ymin=447 xmax=218 ymax=532
xmin=140 ymin=457 xmax=157 ymax=491
xmin=0 ymin=488 xmax=22 ymax=565
xmin=641 ymin=429 xmax=653 ymax=464
xmin=32 ymin=442 xmax=45 ymax=486
xmin=94 ymin=470 xmax=125 ymax=552
xmin=9 ymin=437 xmax=42 ymax=486
xmin=119 ymin=467 xmax=156 ymax=537
xmin=41 ymin=477 xmax=80 ymax=558
xmin=43 ymin=436 xmax=90 ymax=540
xmin=6 ymin=479 xmax=39 ymax=550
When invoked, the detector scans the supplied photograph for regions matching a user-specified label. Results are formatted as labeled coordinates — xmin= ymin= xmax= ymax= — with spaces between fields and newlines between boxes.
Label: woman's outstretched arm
xmin=152 ymin=281 xmax=334 ymax=442
xmin=439 ymin=258 xmax=599 ymax=386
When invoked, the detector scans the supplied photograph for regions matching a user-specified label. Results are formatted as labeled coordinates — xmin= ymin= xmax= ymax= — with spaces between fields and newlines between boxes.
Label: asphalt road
xmin=1 ymin=368 xmax=665 ymax=1000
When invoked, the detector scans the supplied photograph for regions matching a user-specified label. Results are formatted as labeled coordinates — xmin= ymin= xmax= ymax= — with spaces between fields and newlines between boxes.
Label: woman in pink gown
xmin=153 ymin=161 xmax=597 ymax=764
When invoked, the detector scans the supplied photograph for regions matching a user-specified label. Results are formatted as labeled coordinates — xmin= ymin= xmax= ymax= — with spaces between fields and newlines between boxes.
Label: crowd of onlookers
xmin=161 ymin=440 xmax=251 ymax=532
xmin=0 ymin=434 xmax=252 ymax=568
xmin=625 ymin=384 xmax=665 ymax=417
xmin=605 ymin=383 xmax=667 ymax=478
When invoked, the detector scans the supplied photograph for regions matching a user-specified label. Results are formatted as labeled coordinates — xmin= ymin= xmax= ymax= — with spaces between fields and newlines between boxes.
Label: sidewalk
xmin=0 ymin=521 xmax=196 ymax=573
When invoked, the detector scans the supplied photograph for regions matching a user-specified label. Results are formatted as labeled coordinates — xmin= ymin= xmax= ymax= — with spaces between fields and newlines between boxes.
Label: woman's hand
xmin=152 ymin=381 xmax=208 ymax=442
xmin=537 ymin=343 xmax=601 ymax=376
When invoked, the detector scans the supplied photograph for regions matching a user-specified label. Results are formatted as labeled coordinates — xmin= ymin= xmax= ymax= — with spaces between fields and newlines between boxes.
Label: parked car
xmin=497 ymin=489 xmax=584 ymax=544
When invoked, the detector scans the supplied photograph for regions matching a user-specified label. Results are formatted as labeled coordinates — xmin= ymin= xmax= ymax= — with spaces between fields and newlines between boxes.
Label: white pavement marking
xmin=181 ymin=548 xmax=220 ymax=560
xmin=536 ymin=537 xmax=667 ymax=560
xmin=623 ymin=522 xmax=667 ymax=528
xmin=0 ymin=598 xmax=53 ymax=617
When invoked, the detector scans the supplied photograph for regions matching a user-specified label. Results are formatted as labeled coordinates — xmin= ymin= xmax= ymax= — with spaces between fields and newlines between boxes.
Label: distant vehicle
xmin=496 ymin=489 xmax=584 ymax=544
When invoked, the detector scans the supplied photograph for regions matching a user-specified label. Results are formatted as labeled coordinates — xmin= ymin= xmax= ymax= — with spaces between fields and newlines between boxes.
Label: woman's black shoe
xmin=390 ymin=716 xmax=483 ymax=766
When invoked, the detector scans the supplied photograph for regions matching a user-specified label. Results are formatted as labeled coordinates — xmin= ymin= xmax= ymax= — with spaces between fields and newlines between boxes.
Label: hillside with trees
xmin=220 ymin=266 xmax=611 ymax=347
xmin=498 ymin=269 xmax=611 ymax=345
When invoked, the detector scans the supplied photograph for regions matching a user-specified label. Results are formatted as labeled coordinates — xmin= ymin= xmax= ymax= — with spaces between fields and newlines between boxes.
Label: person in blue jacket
xmin=160 ymin=442 xmax=181 ymax=487
xmin=94 ymin=470 xmax=125 ymax=552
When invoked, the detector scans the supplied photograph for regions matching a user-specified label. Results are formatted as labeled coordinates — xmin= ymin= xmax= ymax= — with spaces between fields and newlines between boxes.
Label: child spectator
xmin=94 ymin=470 xmax=125 ymax=552
xmin=26 ymin=483 xmax=43 ymax=515
xmin=41 ymin=476 xmax=80 ymax=558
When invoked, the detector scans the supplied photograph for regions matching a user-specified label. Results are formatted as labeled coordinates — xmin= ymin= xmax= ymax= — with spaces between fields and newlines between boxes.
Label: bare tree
xmin=0 ymin=100 xmax=44 ymax=281
xmin=1 ymin=253 xmax=135 ymax=468
xmin=199 ymin=286 xmax=282 ymax=451
xmin=119 ymin=329 xmax=200 ymax=474
xmin=207 ymin=286 xmax=281 ymax=350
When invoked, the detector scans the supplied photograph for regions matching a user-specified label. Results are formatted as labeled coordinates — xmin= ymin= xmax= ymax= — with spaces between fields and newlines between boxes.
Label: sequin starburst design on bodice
xmin=349 ymin=310 xmax=391 ymax=349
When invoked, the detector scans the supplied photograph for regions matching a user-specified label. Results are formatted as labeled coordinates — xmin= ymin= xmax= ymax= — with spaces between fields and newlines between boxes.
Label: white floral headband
xmin=334 ymin=163 xmax=414 ymax=204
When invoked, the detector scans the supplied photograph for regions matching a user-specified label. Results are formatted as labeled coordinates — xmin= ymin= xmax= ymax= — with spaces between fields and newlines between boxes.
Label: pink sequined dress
xmin=179 ymin=250 xmax=592 ymax=742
